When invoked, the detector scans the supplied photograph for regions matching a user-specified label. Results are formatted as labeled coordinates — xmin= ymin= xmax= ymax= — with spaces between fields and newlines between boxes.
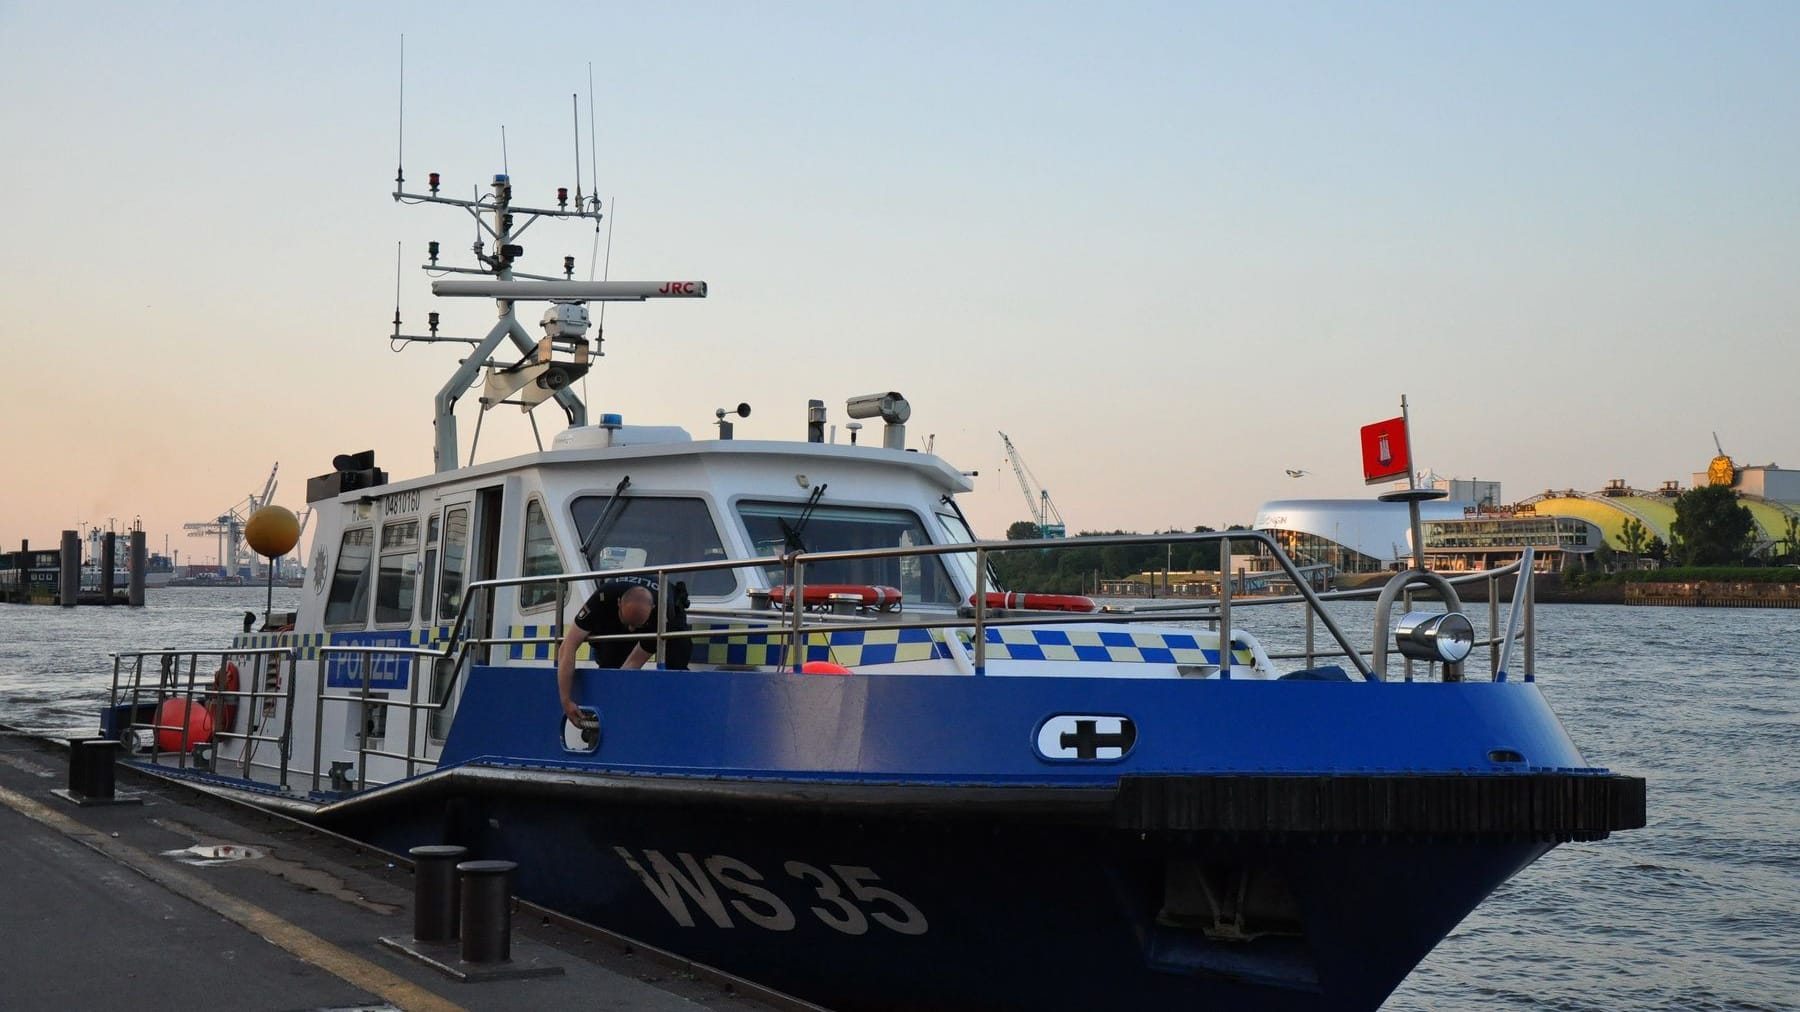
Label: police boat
xmin=98 ymin=155 xmax=1644 ymax=1012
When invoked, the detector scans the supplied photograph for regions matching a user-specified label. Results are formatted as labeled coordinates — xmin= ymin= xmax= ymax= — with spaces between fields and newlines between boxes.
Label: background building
xmin=1253 ymin=452 xmax=1800 ymax=579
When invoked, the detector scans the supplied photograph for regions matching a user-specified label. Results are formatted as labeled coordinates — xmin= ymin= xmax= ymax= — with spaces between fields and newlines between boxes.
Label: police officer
xmin=556 ymin=577 xmax=689 ymax=726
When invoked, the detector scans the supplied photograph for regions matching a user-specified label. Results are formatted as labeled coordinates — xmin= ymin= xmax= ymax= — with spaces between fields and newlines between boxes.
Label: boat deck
xmin=0 ymin=727 xmax=820 ymax=1012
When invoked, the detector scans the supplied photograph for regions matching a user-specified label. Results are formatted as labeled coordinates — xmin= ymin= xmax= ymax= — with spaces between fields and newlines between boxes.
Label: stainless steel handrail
xmin=118 ymin=529 xmax=1541 ymax=800
xmin=107 ymin=646 xmax=296 ymax=787
xmin=439 ymin=529 xmax=1378 ymax=682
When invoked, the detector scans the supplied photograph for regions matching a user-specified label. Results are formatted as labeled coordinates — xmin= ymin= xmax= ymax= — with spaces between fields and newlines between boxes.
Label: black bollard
xmin=68 ymin=738 xmax=119 ymax=800
xmin=409 ymin=845 xmax=468 ymax=943
xmin=457 ymin=860 xmax=518 ymax=964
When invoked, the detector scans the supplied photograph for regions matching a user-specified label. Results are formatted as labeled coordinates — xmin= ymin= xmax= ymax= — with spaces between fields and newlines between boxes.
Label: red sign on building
xmin=1360 ymin=416 xmax=1410 ymax=485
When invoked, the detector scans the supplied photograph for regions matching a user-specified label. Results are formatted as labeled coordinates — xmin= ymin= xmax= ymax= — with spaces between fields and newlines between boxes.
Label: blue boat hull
xmin=309 ymin=665 xmax=1639 ymax=1010
xmin=339 ymin=782 xmax=1547 ymax=1010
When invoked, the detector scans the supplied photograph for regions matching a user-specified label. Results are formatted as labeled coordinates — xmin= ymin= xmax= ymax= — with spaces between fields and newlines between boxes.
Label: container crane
xmin=182 ymin=463 xmax=282 ymax=577
xmin=998 ymin=431 xmax=1066 ymax=538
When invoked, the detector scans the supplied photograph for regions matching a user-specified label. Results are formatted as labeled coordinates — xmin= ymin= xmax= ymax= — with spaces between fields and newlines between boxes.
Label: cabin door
xmin=420 ymin=487 xmax=501 ymax=742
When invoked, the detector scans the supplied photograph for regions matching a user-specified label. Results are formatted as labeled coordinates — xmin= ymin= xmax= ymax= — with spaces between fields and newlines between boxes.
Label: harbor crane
xmin=998 ymin=431 xmax=1066 ymax=538
xmin=183 ymin=463 xmax=282 ymax=577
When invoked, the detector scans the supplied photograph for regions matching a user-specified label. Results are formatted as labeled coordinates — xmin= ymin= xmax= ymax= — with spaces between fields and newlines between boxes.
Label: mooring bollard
xmin=409 ymin=845 xmax=468 ymax=943
xmin=68 ymin=738 xmax=119 ymax=800
xmin=456 ymin=859 xmax=518 ymax=964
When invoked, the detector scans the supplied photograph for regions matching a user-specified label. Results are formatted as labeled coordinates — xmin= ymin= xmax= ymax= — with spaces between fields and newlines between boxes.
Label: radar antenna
xmin=389 ymin=79 xmax=707 ymax=472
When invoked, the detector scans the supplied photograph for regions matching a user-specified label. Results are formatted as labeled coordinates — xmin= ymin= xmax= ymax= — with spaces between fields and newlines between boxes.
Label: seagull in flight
xmin=1285 ymin=469 xmax=1310 ymax=478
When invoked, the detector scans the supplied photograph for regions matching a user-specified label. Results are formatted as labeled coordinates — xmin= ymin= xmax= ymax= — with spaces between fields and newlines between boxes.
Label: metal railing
xmin=111 ymin=529 xmax=1538 ymax=796
xmin=108 ymin=646 xmax=297 ymax=788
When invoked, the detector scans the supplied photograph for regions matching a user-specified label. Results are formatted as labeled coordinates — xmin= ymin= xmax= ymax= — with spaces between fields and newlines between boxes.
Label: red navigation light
xmin=428 ymin=172 xmax=440 ymax=195
xmin=563 ymin=256 xmax=575 ymax=278
xmin=557 ymin=187 xmax=568 ymax=208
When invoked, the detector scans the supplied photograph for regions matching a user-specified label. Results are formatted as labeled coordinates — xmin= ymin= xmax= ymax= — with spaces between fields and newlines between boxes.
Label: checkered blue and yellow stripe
xmin=225 ymin=623 xmax=1248 ymax=670
xmin=958 ymin=627 xmax=1253 ymax=667
xmin=687 ymin=624 xmax=951 ymax=668
xmin=488 ymin=623 xmax=952 ymax=667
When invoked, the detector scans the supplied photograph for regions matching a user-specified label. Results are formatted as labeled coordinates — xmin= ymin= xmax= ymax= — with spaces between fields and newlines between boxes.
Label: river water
xmin=1 ymin=588 xmax=1795 ymax=1010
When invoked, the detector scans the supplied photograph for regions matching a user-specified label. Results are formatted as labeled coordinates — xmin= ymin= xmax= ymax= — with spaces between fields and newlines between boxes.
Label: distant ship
xmin=79 ymin=551 xmax=173 ymax=590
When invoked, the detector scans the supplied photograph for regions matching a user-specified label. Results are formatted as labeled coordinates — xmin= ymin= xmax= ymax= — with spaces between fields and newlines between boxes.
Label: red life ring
xmin=209 ymin=661 xmax=240 ymax=734
xmin=769 ymin=584 xmax=903 ymax=612
xmin=969 ymin=592 xmax=1099 ymax=613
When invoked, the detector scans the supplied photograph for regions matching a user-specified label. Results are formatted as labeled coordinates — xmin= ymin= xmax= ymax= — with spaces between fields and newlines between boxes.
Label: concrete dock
xmin=0 ymin=727 xmax=822 ymax=1012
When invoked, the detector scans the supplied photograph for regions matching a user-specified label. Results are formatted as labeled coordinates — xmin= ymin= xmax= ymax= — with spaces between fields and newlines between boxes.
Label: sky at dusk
xmin=3 ymin=2 xmax=1796 ymax=564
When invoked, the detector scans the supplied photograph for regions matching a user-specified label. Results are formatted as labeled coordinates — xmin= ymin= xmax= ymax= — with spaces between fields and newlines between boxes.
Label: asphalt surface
xmin=0 ymin=728 xmax=821 ymax=1012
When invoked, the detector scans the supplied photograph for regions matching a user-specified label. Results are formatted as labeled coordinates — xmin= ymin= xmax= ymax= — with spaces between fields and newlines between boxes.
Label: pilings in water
xmin=129 ymin=530 xmax=146 ymax=607
xmin=59 ymin=533 xmax=77 ymax=607
xmin=5 ymin=529 xmax=150 ymax=607
xmin=101 ymin=532 xmax=116 ymax=605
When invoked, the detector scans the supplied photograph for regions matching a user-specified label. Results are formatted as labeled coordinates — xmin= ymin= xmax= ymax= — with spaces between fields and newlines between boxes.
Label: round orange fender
xmin=799 ymin=660 xmax=854 ymax=675
xmin=155 ymin=697 xmax=214 ymax=752
xmin=969 ymin=591 xmax=1099 ymax=613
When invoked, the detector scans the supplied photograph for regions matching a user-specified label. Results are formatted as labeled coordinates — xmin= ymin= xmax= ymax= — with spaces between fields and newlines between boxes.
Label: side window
xmin=520 ymin=499 xmax=564 ymax=611
xmin=374 ymin=518 xmax=420 ymax=624
xmin=420 ymin=513 xmax=441 ymax=624
xmin=439 ymin=506 xmax=470 ymax=621
xmin=324 ymin=528 xmax=375 ymax=627
xmin=568 ymin=496 xmax=734 ymax=596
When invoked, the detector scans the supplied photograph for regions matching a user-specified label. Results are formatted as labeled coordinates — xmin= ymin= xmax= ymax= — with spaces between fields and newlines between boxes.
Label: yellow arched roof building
xmin=1520 ymin=489 xmax=1799 ymax=555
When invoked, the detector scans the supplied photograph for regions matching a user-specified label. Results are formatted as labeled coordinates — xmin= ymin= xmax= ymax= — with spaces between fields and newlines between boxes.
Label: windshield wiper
xmin=578 ymin=475 xmax=632 ymax=563
xmin=780 ymin=484 xmax=828 ymax=553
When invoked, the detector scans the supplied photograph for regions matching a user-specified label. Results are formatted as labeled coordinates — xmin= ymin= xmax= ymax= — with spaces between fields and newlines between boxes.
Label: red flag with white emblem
xmin=1360 ymin=416 xmax=1410 ymax=485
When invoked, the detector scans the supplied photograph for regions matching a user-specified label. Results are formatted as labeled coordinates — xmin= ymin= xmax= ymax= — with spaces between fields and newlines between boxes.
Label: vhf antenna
xmin=572 ymin=94 xmax=583 ymax=214
xmin=394 ymin=35 xmax=405 ymax=191
xmin=588 ymin=63 xmax=601 ymax=212
xmin=391 ymin=242 xmax=403 ymax=340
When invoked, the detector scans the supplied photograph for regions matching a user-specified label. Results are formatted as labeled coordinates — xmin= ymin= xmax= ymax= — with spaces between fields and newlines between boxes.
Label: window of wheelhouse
xmin=519 ymin=498 xmax=566 ymax=611
xmin=567 ymin=495 xmax=734 ymax=597
xmin=420 ymin=513 xmax=441 ymax=624
xmin=374 ymin=518 xmax=420 ymax=625
xmin=736 ymin=501 xmax=959 ymax=606
xmin=935 ymin=507 xmax=994 ymax=594
xmin=438 ymin=506 xmax=470 ymax=621
xmin=323 ymin=528 xmax=375 ymax=627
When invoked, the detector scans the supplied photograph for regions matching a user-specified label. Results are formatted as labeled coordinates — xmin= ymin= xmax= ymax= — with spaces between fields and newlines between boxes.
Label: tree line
xmin=989 ymin=523 xmax=1252 ymax=594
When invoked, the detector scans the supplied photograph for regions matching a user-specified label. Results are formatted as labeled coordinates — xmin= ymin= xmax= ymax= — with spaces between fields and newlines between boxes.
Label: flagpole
xmin=1371 ymin=393 xmax=1440 ymax=573
xmin=1402 ymin=394 xmax=1427 ymax=572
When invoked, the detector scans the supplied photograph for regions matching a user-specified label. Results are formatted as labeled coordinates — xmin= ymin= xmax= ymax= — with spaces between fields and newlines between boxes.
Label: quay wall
xmin=1621 ymin=581 xmax=1800 ymax=609
xmin=1337 ymin=573 xmax=1800 ymax=608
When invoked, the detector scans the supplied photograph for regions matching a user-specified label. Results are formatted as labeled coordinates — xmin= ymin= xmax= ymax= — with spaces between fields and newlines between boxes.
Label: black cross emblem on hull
xmin=1060 ymin=718 xmax=1137 ymax=759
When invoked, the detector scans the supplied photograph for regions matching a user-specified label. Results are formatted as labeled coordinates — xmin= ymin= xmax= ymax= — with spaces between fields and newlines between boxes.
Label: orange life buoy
xmin=769 ymin=584 xmax=903 ymax=612
xmin=969 ymin=591 xmax=1099 ymax=613
xmin=209 ymin=661 xmax=240 ymax=734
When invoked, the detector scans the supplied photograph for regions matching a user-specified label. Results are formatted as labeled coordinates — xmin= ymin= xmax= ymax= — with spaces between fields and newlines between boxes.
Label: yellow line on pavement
xmin=0 ymin=783 xmax=464 ymax=1012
